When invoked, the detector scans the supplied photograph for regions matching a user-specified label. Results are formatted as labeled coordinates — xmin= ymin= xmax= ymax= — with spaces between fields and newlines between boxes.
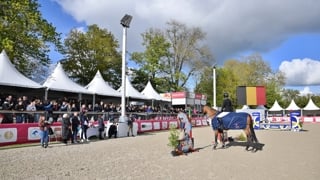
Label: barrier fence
xmin=0 ymin=111 xmax=208 ymax=146
xmin=1 ymin=110 xmax=319 ymax=147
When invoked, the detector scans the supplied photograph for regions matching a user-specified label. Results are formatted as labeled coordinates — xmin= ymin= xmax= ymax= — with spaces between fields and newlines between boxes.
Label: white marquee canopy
xmin=303 ymin=98 xmax=320 ymax=110
xmin=42 ymin=62 xmax=91 ymax=94
xmin=118 ymin=76 xmax=150 ymax=100
xmin=0 ymin=50 xmax=42 ymax=89
xmin=85 ymin=71 xmax=121 ymax=97
xmin=141 ymin=81 xmax=169 ymax=101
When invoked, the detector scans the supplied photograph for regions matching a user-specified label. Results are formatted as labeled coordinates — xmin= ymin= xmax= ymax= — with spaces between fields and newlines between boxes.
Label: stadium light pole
xmin=212 ymin=64 xmax=217 ymax=108
xmin=120 ymin=14 xmax=132 ymax=122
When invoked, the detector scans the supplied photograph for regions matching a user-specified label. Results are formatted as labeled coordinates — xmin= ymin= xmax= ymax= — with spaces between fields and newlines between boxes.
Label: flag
xmin=237 ymin=86 xmax=266 ymax=105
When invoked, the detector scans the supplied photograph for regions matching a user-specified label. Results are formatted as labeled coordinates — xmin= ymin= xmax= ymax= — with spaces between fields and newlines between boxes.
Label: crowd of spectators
xmin=0 ymin=94 xmax=186 ymax=124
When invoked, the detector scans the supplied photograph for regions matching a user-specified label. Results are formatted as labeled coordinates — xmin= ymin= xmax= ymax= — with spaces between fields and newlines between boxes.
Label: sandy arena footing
xmin=0 ymin=124 xmax=319 ymax=180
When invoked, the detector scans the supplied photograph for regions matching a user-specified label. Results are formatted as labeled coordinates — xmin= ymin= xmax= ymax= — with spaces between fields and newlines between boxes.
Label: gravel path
xmin=1 ymin=124 xmax=319 ymax=180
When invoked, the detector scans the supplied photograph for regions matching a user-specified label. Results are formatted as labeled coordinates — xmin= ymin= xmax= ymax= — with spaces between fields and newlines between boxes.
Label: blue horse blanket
xmin=211 ymin=112 xmax=249 ymax=130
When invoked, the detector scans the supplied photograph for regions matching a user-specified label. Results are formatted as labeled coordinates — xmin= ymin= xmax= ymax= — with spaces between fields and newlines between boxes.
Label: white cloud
xmin=279 ymin=58 xmax=320 ymax=86
xmin=54 ymin=0 xmax=320 ymax=62
xmin=299 ymin=87 xmax=313 ymax=95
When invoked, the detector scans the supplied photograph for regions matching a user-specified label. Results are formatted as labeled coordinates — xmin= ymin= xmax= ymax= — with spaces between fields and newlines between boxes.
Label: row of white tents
xmin=1 ymin=49 xmax=319 ymax=112
xmin=0 ymin=50 xmax=168 ymax=102
xmin=268 ymin=99 xmax=320 ymax=111
xmin=242 ymin=99 xmax=319 ymax=111
xmin=242 ymin=99 xmax=320 ymax=117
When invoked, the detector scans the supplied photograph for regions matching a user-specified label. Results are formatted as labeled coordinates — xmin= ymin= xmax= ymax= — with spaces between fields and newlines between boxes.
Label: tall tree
xmin=224 ymin=54 xmax=273 ymax=86
xmin=197 ymin=54 xmax=286 ymax=108
xmin=166 ymin=20 xmax=212 ymax=91
xmin=0 ymin=0 xmax=61 ymax=78
xmin=131 ymin=20 xmax=212 ymax=92
xmin=224 ymin=54 xmax=285 ymax=107
xmin=61 ymin=25 xmax=122 ymax=87
xmin=131 ymin=28 xmax=171 ymax=92
xmin=195 ymin=67 xmax=237 ymax=108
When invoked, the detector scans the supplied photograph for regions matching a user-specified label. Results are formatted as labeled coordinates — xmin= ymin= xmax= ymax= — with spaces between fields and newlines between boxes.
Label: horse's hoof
xmin=213 ymin=144 xmax=217 ymax=150
xmin=252 ymin=148 xmax=258 ymax=153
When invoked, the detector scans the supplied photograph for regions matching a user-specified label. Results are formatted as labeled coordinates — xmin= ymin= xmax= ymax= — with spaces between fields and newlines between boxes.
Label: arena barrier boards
xmin=0 ymin=116 xmax=209 ymax=146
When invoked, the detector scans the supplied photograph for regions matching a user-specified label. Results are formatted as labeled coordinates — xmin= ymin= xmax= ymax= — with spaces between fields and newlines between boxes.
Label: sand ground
xmin=0 ymin=124 xmax=320 ymax=180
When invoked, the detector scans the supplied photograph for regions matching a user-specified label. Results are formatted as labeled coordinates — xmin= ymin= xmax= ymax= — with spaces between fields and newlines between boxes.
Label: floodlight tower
xmin=120 ymin=14 xmax=132 ymax=122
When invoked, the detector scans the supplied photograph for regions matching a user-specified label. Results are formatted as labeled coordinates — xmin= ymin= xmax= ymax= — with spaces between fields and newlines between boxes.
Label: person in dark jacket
xmin=71 ymin=112 xmax=80 ymax=143
xmin=80 ymin=111 xmax=89 ymax=142
xmin=221 ymin=93 xmax=233 ymax=112
xmin=98 ymin=114 xmax=105 ymax=140
xmin=108 ymin=121 xmax=117 ymax=138
xmin=61 ymin=113 xmax=71 ymax=145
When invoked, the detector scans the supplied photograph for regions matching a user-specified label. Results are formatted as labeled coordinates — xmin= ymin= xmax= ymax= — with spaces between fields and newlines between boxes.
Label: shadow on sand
xmin=225 ymin=141 xmax=265 ymax=152
xmin=171 ymin=144 xmax=212 ymax=157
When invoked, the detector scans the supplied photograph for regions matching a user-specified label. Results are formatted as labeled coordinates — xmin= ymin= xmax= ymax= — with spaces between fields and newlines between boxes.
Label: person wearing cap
xmin=221 ymin=92 xmax=233 ymax=112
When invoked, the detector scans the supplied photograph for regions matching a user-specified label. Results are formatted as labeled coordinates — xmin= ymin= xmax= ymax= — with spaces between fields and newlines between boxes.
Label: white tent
xmin=285 ymin=99 xmax=301 ymax=111
xmin=256 ymin=105 xmax=268 ymax=110
xmin=43 ymin=62 xmax=91 ymax=94
xmin=118 ymin=76 xmax=150 ymax=100
xmin=303 ymin=99 xmax=320 ymax=110
xmin=0 ymin=50 xmax=42 ymax=88
xmin=85 ymin=71 xmax=121 ymax=97
xmin=141 ymin=81 xmax=168 ymax=101
xmin=268 ymin=100 xmax=285 ymax=117
xmin=241 ymin=105 xmax=250 ymax=109
xmin=268 ymin=100 xmax=284 ymax=111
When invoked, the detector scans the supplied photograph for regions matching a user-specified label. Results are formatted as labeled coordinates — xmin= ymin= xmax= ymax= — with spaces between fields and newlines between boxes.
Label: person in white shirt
xmin=177 ymin=109 xmax=188 ymax=131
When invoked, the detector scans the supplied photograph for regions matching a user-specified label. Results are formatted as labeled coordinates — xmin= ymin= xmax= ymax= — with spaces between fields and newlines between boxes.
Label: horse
xmin=203 ymin=105 xmax=259 ymax=151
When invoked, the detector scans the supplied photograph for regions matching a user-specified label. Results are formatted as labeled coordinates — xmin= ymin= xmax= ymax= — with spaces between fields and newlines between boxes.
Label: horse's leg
xmin=250 ymin=125 xmax=259 ymax=143
xmin=248 ymin=115 xmax=259 ymax=143
xmin=220 ymin=129 xmax=226 ymax=148
xmin=213 ymin=130 xmax=218 ymax=150
xmin=245 ymin=126 xmax=252 ymax=151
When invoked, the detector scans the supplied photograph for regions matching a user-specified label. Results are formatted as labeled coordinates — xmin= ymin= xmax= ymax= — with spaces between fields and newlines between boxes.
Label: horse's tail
xmin=249 ymin=115 xmax=259 ymax=143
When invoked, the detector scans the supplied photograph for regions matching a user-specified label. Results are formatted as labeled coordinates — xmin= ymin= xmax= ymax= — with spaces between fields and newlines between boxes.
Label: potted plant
xmin=167 ymin=124 xmax=179 ymax=153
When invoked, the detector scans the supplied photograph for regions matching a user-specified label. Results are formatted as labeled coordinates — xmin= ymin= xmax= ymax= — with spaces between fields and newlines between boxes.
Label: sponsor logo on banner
xmin=153 ymin=122 xmax=160 ymax=130
xmin=252 ymin=112 xmax=260 ymax=128
xmin=162 ymin=122 xmax=168 ymax=129
xmin=28 ymin=127 xmax=41 ymax=140
xmin=0 ymin=128 xmax=17 ymax=143
xmin=196 ymin=120 xmax=202 ymax=126
xmin=141 ymin=122 xmax=153 ymax=131
xmin=169 ymin=121 xmax=178 ymax=128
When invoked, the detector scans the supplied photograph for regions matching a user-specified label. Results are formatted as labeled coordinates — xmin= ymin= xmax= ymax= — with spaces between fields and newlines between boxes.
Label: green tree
xmin=131 ymin=20 xmax=212 ymax=92
xmin=196 ymin=54 xmax=286 ymax=108
xmin=281 ymin=89 xmax=301 ymax=107
xmin=61 ymin=25 xmax=121 ymax=87
xmin=224 ymin=54 xmax=274 ymax=86
xmin=224 ymin=54 xmax=285 ymax=108
xmin=0 ymin=0 xmax=61 ymax=78
xmin=195 ymin=67 xmax=237 ymax=108
xmin=131 ymin=28 xmax=171 ymax=92
xmin=313 ymin=96 xmax=320 ymax=108
xmin=295 ymin=95 xmax=309 ymax=108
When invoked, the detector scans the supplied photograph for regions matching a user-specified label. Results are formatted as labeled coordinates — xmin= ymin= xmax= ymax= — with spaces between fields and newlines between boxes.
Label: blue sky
xmin=39 ymin=0 xmax=320 ymax=94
